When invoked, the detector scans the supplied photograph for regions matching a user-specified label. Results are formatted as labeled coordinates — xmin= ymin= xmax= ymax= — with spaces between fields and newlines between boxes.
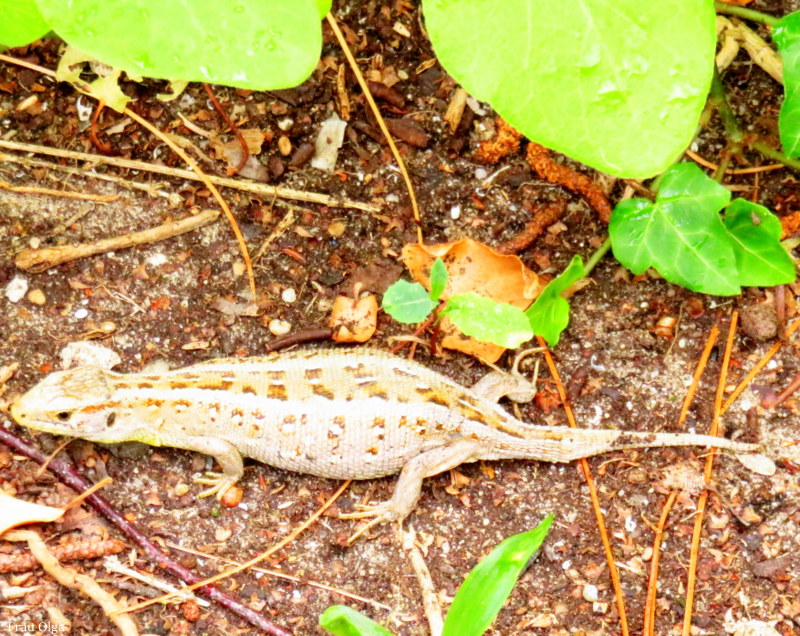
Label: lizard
xmin=10 ymin=348 xmax=775 ymax=529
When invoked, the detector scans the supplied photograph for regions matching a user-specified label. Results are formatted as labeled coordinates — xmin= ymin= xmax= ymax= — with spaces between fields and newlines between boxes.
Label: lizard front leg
xmin=171 ymin=436 xmax=244 ymax=499
xmin=343 ymin=437 xmax=485 ymax=541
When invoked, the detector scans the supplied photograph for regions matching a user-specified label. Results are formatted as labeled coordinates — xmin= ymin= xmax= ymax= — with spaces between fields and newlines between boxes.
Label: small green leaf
xmin=314 ymin=0 xmax=333 ymax=17
xmin=382 ymin=280 xmax=437 ymax=323
xmin=441 ymin=516 xmax=554 ymax=636
xmin=774 ymin=12 xmax=800 ymax=158
xmin=440 ymin=292 xmax=533 ymax=348
xmin=423 ymin=0 xmax=716 ymax=178
xmin=0 ymin=0 xmax=50 ymax=48
xmin=724 ymin=199 xmax=796 ymax=287
xmin=429 ymin=258 xmax=448 ymax=302
xmin=320 ymin=606 xmax=394 ymax=636
xmin=525 ymin=256 xmax=583 ymax=347
xmin=609 ymin=162 xmax=740 ymax=295
xmin=34 ymin=0 xmax=324 ymax=90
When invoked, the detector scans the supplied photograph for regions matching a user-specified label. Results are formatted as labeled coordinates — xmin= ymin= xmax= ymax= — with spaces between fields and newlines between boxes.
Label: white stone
xmin=5 ymin=276 xmax=28 ymax=303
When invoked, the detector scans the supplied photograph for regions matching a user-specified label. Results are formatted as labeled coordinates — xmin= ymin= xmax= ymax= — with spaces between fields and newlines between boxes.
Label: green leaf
xmin=314 ymin=0 xmax=333 ymax=17
xmin=724 ymin=199 xmax=795 ymax=287
xmin=34 ymin=0 xmax=324 ymax=90
xmin=440 ymin=292 xmax=533 ymax=348
xmin=525 ymin=256 xmax=583 ymax=347
xmin=609 ymin=162 xmax=740 ymax=295
xmin=320 ymin=606 xmax=394 ymax=636
xmin=0 ymin=0 xmax=50 ymax=48
xmin=382 ymin=280 xmax=437 ymax=323
xmin=441 ymin=516 xmax=554 ymax=636
xmin=774 ymin=12 xmax=800 ymax=158
xmin=429 ymin=258 xmax=448 ymax=302
xmin=423 ymin=0 xmax=715 ymax=178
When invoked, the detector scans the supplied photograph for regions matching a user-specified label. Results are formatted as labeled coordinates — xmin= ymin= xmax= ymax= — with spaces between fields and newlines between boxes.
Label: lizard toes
xmin=193 ymin=471 xmax=237 ymax=499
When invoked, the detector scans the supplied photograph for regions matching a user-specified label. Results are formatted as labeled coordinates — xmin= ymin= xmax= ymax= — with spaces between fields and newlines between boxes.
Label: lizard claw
xmin=339 ymin=501 xmax=401 ymax=544
xmin=193 ymin=471 xmax=237 ymax=499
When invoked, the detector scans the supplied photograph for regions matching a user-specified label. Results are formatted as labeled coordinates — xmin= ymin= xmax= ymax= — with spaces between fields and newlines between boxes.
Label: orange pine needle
xmin=682 ymin=313 xmax=738 ymax=636
xmin=677 ymin=325 xmax=719 ymax=428
xmin=642 ymin=490 xmax=677 ymax=636
xmin=537 ymin=336 xmax=630 ymax=636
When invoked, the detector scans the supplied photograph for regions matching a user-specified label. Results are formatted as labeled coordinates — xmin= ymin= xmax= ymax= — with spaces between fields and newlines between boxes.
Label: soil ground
xmin=1 ymin=2 xmax=799 ymax=635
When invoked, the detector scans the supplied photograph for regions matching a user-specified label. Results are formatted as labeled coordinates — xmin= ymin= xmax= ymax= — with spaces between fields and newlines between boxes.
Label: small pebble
xmin=327 ymin=221 xmax=346 ymax=237
xmin=592 ymin=601 xmax=609 ymax=614
xmin=278 ymin=136 xmax=292 ymax=156
xmin=281 ymin=288 xmax=297 ymax=304
xmin=277 ymin=117 xmax=294 ymax=131
xmin=74 ymin=308 xmax=89 ymax=319
xmin=27 ymin=289 xmax=46 ymax=305
xmin=582 ymin=584 xmax=599 ymax=602
xmin=174 ymin=483 xmax=190 ymax=496
xmin=232 ymin=260 xmax=246 ymax=277
xmin=215 ymin=527 xmax=233 ymax=542
xmin=147 ymin=253 xmax=168 ymax=267
xmin=450 ymin=204 xmax=461 ymax=220
xmin=474 ymin=167 xmax=488 ymax=180
xmin=269 ymin=318 xmax=291 ymax=336
xmin=5 ymin=276 xmax=28 ymax=303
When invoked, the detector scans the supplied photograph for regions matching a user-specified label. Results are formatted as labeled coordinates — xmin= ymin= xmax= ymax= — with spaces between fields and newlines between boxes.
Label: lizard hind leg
xmin=343 ymin=437 xmax=486 ymax=543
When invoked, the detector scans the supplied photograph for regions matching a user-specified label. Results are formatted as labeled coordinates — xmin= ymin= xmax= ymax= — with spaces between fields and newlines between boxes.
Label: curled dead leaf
xmin=329 ymin=293 xmax=378 ymax=343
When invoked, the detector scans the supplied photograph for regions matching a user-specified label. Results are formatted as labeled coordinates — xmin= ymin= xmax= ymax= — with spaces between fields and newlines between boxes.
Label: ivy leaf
xmin=774 ymin=11 xmax=800 ymax=158
xmin=525 ymin=256 xmax=583 ymax=347
xmin=441 ymin=516 xmax=554 ymax=636
xmin=724 ymin=199 xmax=796 ymax=287
xmin=382 ymin=280 xmax=437 ymax=323
xmin=609 ymin=162 xmax=740 ymax=295
xmin=429 ymin=257 xmax=448 ymax=302
xmin=440 ymin=292 xmax=533 ymax=349
xmin=319 ymin=605 xmax=393 ymax=636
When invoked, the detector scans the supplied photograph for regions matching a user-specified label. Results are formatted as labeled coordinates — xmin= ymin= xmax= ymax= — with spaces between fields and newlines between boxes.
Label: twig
xmin=401 ymin=525 xmax=444 ymax=636
xmin=677 ymin=326 xmax=720 ymax=429
xmin=15 ymin=208 xmax=221 ymax=273
xmin=0 ymin=179 xmax=120 ymax=202
xmin=683 ymin=150 xmax=785 ymax=175
xmin=0 ymin=426 xmax=289 ymax=636
xmin=121 ymin=480 xmax=351 ymax=614
xmin=326 ymin=13 xmax=424 ymax=243
xmin=0 ymin=139 xmax=379 ymax=211
xmin=167 ymin=542 xmax=390 ymax=611
xmin=4 ymin=529 xmax=139 ymax=636
xmin=103 ymin=556 xmax=210 ymax=607
xmin=537 ymin=336 xmax=630 ymax=636
xmin=714 ymin=2 xmax=780 ymax=28
xmin=681 ymin=312 xmax=738 ymax=636
xmin=262 ymin=328 xmax=333 ymax=353
xmin=203 ymin=83 xmax=249 ymax=175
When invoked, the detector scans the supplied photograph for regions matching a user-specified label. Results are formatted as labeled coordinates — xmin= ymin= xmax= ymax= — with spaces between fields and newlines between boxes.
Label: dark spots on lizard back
xmin=136 ymin=381 xmax=154 ymax=389
xmin=417 ymin=388 xmax=450 ymax=408
xmin=268 ymin=384 xmax=288 ymax=400
xmin=241 ymin=385 xmax=257 ymax=394
xmin=345 ymin=363 xmax=373 ymax=379
xmin=304 ymin=367 xmax=322 ymax=380
xmin=195 ymin=379 xmax=235 ymax=391
xmin=312 ymin=385 xmax=335 ymax=400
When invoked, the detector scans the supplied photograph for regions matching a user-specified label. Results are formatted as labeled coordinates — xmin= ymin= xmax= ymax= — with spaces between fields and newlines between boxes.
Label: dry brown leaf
xmin=402 ymin=238 xmax=543 ymax=362
xmin=330 ymin=293 xmax=379 ymax=343
xmin=0 ymin=491 xmax=64 ymax=535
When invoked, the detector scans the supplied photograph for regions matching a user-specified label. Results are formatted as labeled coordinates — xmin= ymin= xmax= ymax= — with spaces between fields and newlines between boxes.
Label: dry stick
xmin=0 ymin=54 xmax=257 ymax=301
xmin=120 ymin=480 xmax=351 ymax=614
xmin=683 ymin=150 xmax=785 ymax=175
xmin=0 ymin=152 xmax=179 ymax=202
xmin=402 ymin=525 xmax=444 ymax=636
xmin=15 ymin=208 xmax=220 ymax=272
xmin=0 ymin=427 xmax=289 ymax=636
xmin=681 ymin=312 xmax=739 ymax=636
xmin=326 ymin=12 xmax=424 ymax=244
xmin=536 ymin=336 xmax=630 ymax=636
xmin=0 ymin=140 xmax=379 ymax=212
xmin=643 ymin=326 xmax=718 ymax=635
xmin=203 ymin=83 xmax=249 ymax=175
xmin=0 ymin=179 xmax=120 ymax=202
xmin=166 ymin=542 xmax=390 ymax=611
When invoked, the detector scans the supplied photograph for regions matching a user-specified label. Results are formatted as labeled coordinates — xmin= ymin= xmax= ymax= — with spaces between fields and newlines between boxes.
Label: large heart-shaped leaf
xmin=423 ymin=0 xmax=716 ymax=178
xmin=34 ymin=0 xmax=324 ymax=90
xmin=0 ymin=0 xmax=50 ymax=48
xmin=774 ymin=11 xmax=800 ymax=158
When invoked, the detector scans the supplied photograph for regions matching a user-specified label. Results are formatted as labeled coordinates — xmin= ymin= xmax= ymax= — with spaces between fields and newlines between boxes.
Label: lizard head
xmin=11 ymin=366 xmax=118 ymax=441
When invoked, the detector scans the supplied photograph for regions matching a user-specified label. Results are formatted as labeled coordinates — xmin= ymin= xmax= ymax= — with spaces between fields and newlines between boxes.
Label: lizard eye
xmin=106 ymin=412 xmax=117 ymax=427
xmin=56 ymin=411 xmax=72 ymax=422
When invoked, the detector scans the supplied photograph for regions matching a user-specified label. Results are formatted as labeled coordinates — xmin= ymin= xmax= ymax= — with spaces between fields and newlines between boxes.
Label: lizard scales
xmin=11 ymin=348 xmax=771 ymax=524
